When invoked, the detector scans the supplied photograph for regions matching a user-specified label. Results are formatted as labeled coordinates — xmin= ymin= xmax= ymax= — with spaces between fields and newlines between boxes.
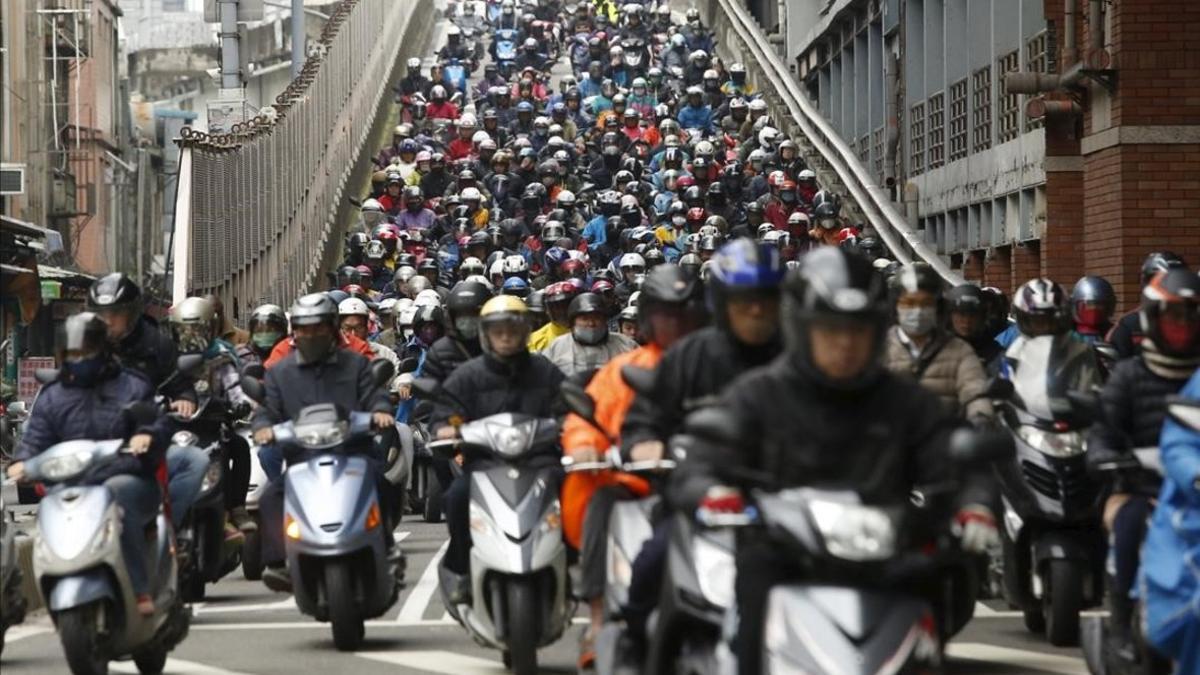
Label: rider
xmin=236 ymin=304 xmax=288 ymax=368
xmin=945 ymin=284 xmax=1005 ymax=369
xmin=251 ymin=294 xmax=398 ymax=592
xmin=528 ymin=280 xmax=580 ymax=351
xmin=8 ymin=313 xmax=171 ymax=617
xmin=1107 ymin=251 xmax=1187 ymax=358
xmin=431 ymin=296 xmax=566 ymax=602
xmin=1087 ymin=268 xmax=1200 ymax=666
xmin=1070 ymin=275 xmax=1117 ymax=344
xmin=673 ymin=247 xmax=997 ymax=675
xmin=883 ymin=264 xmax=994 ymax=425
xmin=542 ymin=292 xmax=638 ymax=376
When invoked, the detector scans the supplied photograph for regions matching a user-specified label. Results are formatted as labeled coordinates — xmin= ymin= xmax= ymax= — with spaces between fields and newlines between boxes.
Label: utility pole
xmin=291 ymin=0 xmax=305 ymax=79
xmin=207 ymin=0 xmax=250 ymax=133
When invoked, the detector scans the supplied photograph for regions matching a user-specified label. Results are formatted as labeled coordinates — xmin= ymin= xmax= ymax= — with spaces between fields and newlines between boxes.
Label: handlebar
xmin=560 ymin=447 xmax=676 ymax=473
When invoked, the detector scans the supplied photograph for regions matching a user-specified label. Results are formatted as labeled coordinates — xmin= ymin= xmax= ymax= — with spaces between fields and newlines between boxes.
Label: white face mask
xmin=897 ymin=307 xmax=938 ymax=337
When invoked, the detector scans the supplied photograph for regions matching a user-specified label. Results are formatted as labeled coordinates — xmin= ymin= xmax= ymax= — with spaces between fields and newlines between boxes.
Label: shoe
xmin=230 ymin=506 xmax=257 ymax=533
xmin=446 ymin=572 xmax=472 ymax=605
xmin=135 ymin=593 xmax=155 ymax=617
xmin=577 ymin=629 xmax=597 ymax=671
xmin=224 ymin=521 xmax=245 ymax=545
xmin=262 ymin=565 xmax=293 ymax=594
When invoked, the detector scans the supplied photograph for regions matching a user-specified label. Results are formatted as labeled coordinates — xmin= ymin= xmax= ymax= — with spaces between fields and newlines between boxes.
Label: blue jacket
xmin=17 ymin=366 xmax=170 ymax=481
xmin=583 ymin=214 xmax=608 ymax=251
xmin=1140 ymin=369 xmax=1200 ymax=668
xmin=677 ymin=104 xmax=713 ymax=133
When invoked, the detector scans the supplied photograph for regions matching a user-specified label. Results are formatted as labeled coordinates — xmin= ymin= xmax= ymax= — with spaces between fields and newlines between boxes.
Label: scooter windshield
xmin=1005 ymin=335 xmax=1101 ymax=423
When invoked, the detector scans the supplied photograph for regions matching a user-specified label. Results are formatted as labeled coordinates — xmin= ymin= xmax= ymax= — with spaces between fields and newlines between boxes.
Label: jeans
xmin=623 ymin=518 xmax=670 ymax=641
xmin=166 ymin=445 xmax=208 ymax=530
xmin=105 ymin=473 xmax=162 ymax=595
xmin=258 ymin=443 xmax=283 ymax=482
xmin=1110 ymin=496 xmax=1152 ymax=635
xmin=580 ymin=484 xmax=635 ymax=599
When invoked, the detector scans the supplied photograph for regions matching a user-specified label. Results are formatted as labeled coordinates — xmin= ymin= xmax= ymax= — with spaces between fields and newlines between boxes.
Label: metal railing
xmin=702 ymin=0 xmax=963 ymax=285
xmin=171 ymin=0 xmax=436 ymax=314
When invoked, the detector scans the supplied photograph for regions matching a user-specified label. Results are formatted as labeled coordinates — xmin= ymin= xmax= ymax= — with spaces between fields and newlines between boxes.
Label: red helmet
xmin=354 ymin=264 xmax=374 ymax=280
xmin=676 ymin=175 xmax=696 ymax=190
xmin=561 ymin=259 xmax=587 ymax=280
xmin=835 ymin=227 xmax=859 ymax=246
xmin=591 ymin=279 xmax=615 ymax=294
xmin=686 ymin=207 xmax=707 ymax=225
xmin=342 ymin=284 xmax=369 ymax=299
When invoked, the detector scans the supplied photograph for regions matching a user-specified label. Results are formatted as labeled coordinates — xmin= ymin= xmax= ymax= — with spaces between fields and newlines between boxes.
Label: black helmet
xmin=1012 ymin=278 xmax=1070 ymax=337
xmin=782 ymin=247 xmax=889 ymax=386
xmin=567 ymin=292 xmax=607 ymax=320
xmin=412 ymin=305 xmax=445 ymax=331
xmin=890 ymin=263 xmax=943 ymax=300
xmin=1139 ymin=268 xmax=1200 ymax=357
xmin=1141 ymin=251 xmax=1187 ymax=286
xmin=290 ymin=293 xmax=338 ymax=327
xmin=447 ymin=280 xmax=492 ymax=317
xmin=945 ymin=284 xmax=987 ymax=315
xmin=418 ymin=258 xmax=440 ymax=274
xmin=88 ymin=272 xmax=143 ymax=313
xmin=1070 ymin=275 xmax=1116 ymax=333
xmin=248 ymin=303 xmax=287 ymax=333
xmin=678 ymin=252 xmax=702 ymax=277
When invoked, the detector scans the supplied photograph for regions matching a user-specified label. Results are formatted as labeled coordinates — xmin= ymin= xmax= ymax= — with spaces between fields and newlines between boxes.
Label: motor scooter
xmin=494 ymin=29 xmax=519 ymax=79
xmin=420 ymin=377 xmax=571 ymax=675
xmin=240 ymin=426 xmax=268 ymax=581
xmin=0 ymin=485 xmax=28 ymax=656
xmin=25 ymin=434 xmax=190 ymax=674
xmin=994 ymin=334 xmax=1106 ymax=646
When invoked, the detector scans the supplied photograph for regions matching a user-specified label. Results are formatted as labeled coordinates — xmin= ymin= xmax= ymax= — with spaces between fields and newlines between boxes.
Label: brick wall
xmin=983 ymin=245 xmax=1012 ymax=292
xmin=1012 ymin=241 xmax=1042 ymax=287
xmin=1042 ymin=169 xmax=1084 ymax=284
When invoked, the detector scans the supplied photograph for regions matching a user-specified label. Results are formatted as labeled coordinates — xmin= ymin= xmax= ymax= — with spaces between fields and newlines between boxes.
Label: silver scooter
xmin=0 ymin=484 xmax=28 ymax=656
xmin=25 ymin=437 xmax=190 ymax=675
xmin=427 ymin=411 xmax=572 ymax=675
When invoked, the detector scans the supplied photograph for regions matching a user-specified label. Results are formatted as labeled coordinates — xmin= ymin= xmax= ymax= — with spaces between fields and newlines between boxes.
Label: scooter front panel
xmin=284 ymin=454 xmax=379 ymax=553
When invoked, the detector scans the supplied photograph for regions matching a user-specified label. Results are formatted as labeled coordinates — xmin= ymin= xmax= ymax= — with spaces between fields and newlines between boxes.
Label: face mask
xmin=454 ymin=316 xmax=480 ymax=340
xmin=897 ymin=307 xmax=938 ymax=337
xmin=418 ymin=325 xmax=441 ymax=346
xmin=252 ymin=331 xmax=282 ymax=350
xmin=574 ymin=325 xmax=608 ymax=345
xmin=407 ymin=203 xmax=423 ymax=213
xmin=672 ymin=215 xmax=686 ymax=226
xmin=62 ymin=355 xmax=107 ymax=387
xmin=295 ymin=334 xmax=334 ymax=363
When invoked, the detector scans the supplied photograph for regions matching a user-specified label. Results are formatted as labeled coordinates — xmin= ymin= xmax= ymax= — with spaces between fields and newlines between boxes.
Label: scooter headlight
xmin=485 ymin=420 xmax=534 ymax=458
xmin=293 ymin=421 xmax=348 ymax=449
xmin=172 ymin=430 xmax=199 ymax=448
xmin=1017 ymin=425 xmax=1085 ymax=458
xmin=808 ymin=499 xmax=897 ymax=562
xmin=38 ymin=450 xmax=92 ymax=482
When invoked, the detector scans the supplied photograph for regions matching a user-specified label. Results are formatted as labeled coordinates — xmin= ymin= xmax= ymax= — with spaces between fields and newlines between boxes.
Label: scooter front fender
xmin=47 ymin=568 xmax=116 ymax=612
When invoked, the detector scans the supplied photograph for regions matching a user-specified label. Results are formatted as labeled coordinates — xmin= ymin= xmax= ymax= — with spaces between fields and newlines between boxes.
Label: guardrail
xmin=701 ymin=0 xmax=963 ymax=285
xmin=171 ymin=0 xmax=436 ymax=314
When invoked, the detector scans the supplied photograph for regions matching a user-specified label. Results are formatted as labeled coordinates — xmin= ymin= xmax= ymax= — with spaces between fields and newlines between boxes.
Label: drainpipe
xmin=1086 ymin=0 xmax=1105 ymax=68
xmin=884 ymin=51 xmax=899 ymax=187
xmin=1062 ymin=0 xmax=1077 ymax=66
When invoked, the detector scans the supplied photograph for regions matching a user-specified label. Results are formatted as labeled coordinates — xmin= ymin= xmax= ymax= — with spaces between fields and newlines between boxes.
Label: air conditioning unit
xmin=0 ymin=163 xmax=25 ymax=195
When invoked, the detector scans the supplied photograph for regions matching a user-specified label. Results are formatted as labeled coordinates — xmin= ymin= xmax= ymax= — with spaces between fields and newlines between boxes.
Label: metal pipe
xmin=1025 ymin=98 xmax=1082 ymax=119
xmin=290 ymin=0 xmax=305 ymax=80
xmin=1088 ymin=0 xmax=1102 ymax=54
xmin=884 ymin=51 xmax=899 ymax=186
xmin=219 ymin=0 xmax=241 ymax=90
xmin=1063 ymin=0 xmax=1077 ymax=65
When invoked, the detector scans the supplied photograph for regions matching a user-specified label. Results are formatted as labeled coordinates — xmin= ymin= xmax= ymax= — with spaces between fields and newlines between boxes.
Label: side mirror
xmin=7 ymin=401 xmax=28 ymax=416
xmin=241 ymin=363 xmax=265 ymax=380
xmin=949 ymin=427 xmax=1015 ymax=466
xmin=683 ymin=407 xmax=738 ymax=447
xmin=1167 ymin=396 xmax=1200 ymax=433
xmin=240 ymin=375 xmax=267 ymax=404
xmin=176 ymin=353 xmax=205 ymax=375
xmin=620 ymin=365 xmax=656 ymax=397
xmin=399 ymin=356 xmax=420 ymax=374
xmin=370 ymin=358 xmax=396 ymax=387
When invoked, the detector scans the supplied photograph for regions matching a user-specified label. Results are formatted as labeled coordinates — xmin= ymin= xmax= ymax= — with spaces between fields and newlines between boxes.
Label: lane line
xmin=946 ymin=642 xmax=1087 ymax=675
xmin=191 ymin=620 xmax=454 ymax=630
xmin=194 ymin=597 xmax=297 ymax=615
xmin=396 ymin=539 xmax=450 ymax=623
xmin=355 ymin=649 xmax=506 ymax=674
xmin=111 ymin=657 xmax=257 ymax=675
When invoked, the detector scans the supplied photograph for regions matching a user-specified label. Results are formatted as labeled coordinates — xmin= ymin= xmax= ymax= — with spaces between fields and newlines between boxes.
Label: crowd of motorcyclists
xmin=6 ymin=0 xmax=1200 ymax=674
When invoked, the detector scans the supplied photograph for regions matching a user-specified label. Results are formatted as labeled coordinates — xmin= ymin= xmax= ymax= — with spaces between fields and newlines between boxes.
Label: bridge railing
xmin=171 ymin=0 xmax=436 ymax=314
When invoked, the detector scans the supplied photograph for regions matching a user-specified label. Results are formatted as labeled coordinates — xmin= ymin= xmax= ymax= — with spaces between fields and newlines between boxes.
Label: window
xmin=873 ymin=126 xmax=885 ymax=179
xmin=909 ymin=101 xmax=926 ymax=175
xmin=949 ymin=78 xmax=968 ymax=161
xmin=972 ymin=66 xmax=992 ymax=152
xmin=858 ymin=134 xmax=870 ymax=165
xmin=997 ymin=50 xmax=1021 ymax=142
xmin=1025 ymin=32 xmax=1049 ymax=130
xmin=927 ymin=91 xmax=945 ymax=169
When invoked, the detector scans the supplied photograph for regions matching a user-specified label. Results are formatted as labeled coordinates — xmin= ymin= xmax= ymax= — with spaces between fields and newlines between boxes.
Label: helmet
xmin=291 ymin=293 xmax=338 ymax=328
xmin=945 ymin=284 xmax=987 ymax=316
xmin=169 ymin=296 xmax=216 ymax=354
xmin=88 ymin=272 xmax=143 ymax=316
xmin=407 ymin=57 xmax=421 ymax=70
xmin=568 ymin=292 xmax=607 ymax=321
xmin=1139 ymin=269 xmax=1200 ymax=357
xmin=1070 ymin=276 xmax=1116 ymax=334
xmin=781 ymin=247 xmax=889 ymax=386
xmin=61 ymin=311 xmax=111 ymax=360
xmin=459 ymin=256 xmax=486 ymax=277
xmin=478 ymin=295 xmax=530 ymax=359
xmin=619 ymin=252 xmax=646 ymax=279
xmin=502 ymin=254 xmax=529 ymax=278
xmin=502 ymin=276 xmax=530 ymax=298
xmin=708 ymin=239 xmax=786 ymax=329
xmin=414 ymin=288 xmax=443 ymax=308
xmin=447 ymin=279 xmax=492 ymax=320
xmin=678 ymin=252 xmax=703 ymax=277
xmin=639 ymin=264 xmax=704 ymax=343
xmin=1141 ymin=251 xmax=1187 ymax=286
xmin=248 ymin=303 xmax=287 ymax=336
xmin=557 ymin=190 xmax=577 ymax=209
xmin=337 ymin=297 xmax=370 ymax=318
xmin=890 ymin=263 xmax=943 ymax=298
xmin=1012 ymin=278 xmax=1070 ymax=337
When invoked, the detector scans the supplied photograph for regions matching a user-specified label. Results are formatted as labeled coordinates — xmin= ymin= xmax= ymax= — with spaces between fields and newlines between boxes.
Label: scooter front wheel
xmin=57 ymin=601 xmax=109 ymax=675
xmin=325 ymin=559 xmax=364 ymax=651
xmin=1044 ymin=559 xmax=1083 ymax=646
xmin=505 ymin=578 xmax=540 ymax=675
xmin=133 ymin=643 xmax=168 ymax=673
xmin=241 ymin=527 xmax=264 ymax=581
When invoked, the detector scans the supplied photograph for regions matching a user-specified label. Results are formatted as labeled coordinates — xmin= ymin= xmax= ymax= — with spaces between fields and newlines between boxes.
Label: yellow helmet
xmin=479 ymin=296 xmax=529 ymax=358
xmin=480 ymin=294 xmax=528 ymax=319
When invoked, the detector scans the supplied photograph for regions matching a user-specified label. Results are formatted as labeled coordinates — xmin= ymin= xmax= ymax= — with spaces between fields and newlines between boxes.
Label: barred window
xmin=872 ymin=126 xmax=885 ymax=179
xmin=949 ymin=78 xmax=968 ymax=161
xmin=909 ymin=101 xmax=926 ymax=175
xmin=973 ymin=66 xmax=992 ymax=152
xmin=858 ymin=135 xmax=870 ymax=165
xmin=997 ymin=50 xmax=1021 ymax=142
xmin=1025 ymin=32 xmax=1048 ymax=130
xmin=927 ymin=91 xmax=945 ymax=169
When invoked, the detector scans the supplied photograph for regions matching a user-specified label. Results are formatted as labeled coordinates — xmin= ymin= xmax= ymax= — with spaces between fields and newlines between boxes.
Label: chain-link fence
xmin=172 ymin=0 xmax=434 ymax=317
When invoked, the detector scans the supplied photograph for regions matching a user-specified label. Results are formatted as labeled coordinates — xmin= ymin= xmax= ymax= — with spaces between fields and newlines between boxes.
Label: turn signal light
xmin=285 ymin=515 xmax=301 ymax=540
xmin=365 ymin=502 xmax=381 ymax=531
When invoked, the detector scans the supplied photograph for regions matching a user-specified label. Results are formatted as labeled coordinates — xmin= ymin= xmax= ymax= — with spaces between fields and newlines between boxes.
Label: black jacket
xmin=252 ymin=348 xmax=391 ymax=432
xmin=422 ymin=335 xmax=482 ymax=384
xmin=114 ymin=315 xmax=195 ymax=402
xmin=1106 ymin=310 xmax=1142 ymax=360
xmin=431 ymin=351 xmax=565 ymax=437
xmin=1087 ymin=355 xmax=1191 ymax=493
xmin=670 ymin=356 xmax=988 ymax=513
xmin=621 ymin=326 xmax=781 ymax=453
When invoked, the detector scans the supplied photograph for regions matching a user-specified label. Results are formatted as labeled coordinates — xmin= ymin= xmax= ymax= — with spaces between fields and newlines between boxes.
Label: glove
xmin=698 ymin=486 xmax=745 ymax=514
xmin=954 ymin=504 xmax=999 ymax=554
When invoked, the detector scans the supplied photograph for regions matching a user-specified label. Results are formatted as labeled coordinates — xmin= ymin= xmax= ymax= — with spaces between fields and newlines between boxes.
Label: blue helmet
xmin=707 ymin=239 xmax=785 ymax=331
xmin=543 ymin=246 xmax=569 ymax=274
xmin=517 ymin=101 xmax=535 ymax=113
xmin=501 ymin=276 xmax=530 ymax=298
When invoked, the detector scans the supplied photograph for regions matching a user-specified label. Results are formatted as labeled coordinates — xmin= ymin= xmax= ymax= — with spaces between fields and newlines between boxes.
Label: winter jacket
xmin=251 ymin=347 xmax=391 ymax=432
xmin=264 ymin=331 xmax=375 ymax=369
xmin=543 ymin=331 xmax=638 ymax=376
xmin=676 ymin=104 xmax=714 ymax=133
xmin=621 ymin=326 xmax=781 ymax=453
xmin=114 ymin=315 xmax=195 ymax=402
xmin=669 ymin=354 xmax=991 ymax=514
xmin=1140 ymin=370 xmax=1200 ymax=669
xmin=560 ymin=345 xmax=660 ymax=549
xmin=528 ymin=321 xmax=571 ymax=352
xmin=422 ymin=335 xmax=482 ymax=384
xmin=17 ymin=366 xmax=170 ymax=482
xmin=1107 ymin=310 xmax=1143 ymax=360
xmin=883 ymin=327 xmax=993 ymax=422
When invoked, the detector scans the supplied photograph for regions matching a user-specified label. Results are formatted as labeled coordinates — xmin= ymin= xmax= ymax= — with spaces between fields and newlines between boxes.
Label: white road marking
xmin=355 ymin=649 xmax=506 ymax=674
xmin=971 ymin=603 xmax=1111 ymax=620
xmin=191 ymin=620 xmax=454 ymax=630
xmin=946 ymin=642 xmax=1087 ymax=675
xmin=194 ymin=597 xmax=297 ymax=615
xmin=4 ymin=622 xmax=52 ymax=643
xmin=396 ymin=538 xmax=450 ymax=623
xmin=110 ymin=657 xmax=257 ymax=675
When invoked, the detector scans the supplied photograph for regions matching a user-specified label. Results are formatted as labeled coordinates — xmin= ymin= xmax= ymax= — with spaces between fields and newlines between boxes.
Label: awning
xmin=37 ymin=264 xmax=96 ymax=282
xmin=1 ymin=215 xmax=64 ymax=254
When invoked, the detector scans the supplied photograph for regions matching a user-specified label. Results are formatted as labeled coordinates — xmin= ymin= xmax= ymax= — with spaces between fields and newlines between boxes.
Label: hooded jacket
xmin=883 ymin=327 xmax=994 ymax=422
xmin=542 ymin=330 xmax=637 ymax=376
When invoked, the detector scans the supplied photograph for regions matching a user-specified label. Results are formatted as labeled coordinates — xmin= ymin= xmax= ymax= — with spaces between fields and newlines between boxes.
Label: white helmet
xmin=407 ymin=57 xmax=421 ymax=69
xmin=414 ymin=289 xmax=442 ymax=308
xmin=627 ymin=291 xmax=641 ymax=307
xmin=798 ymin=169 xmax=817 ymax=181
xmin=758 ymin=126 xmax=779 ymax=149
xmin=459 ymin=113 xmax=477 ymax=128
xmin=460 ymin=256 xmax=485 ymax=276
xmin=378 ymin=297 xmax=398 ymax=314
xmin=619 ymin=252 xmax=646 ymax=270
xmin=749 ymin=98 xmax=768 ymax=112
xmin=361 ymin=198 xmax=384 ymax=213
xmin=489 ymin=258 xmax=505 ymax=282
xmin=461 ymin=187 xmax=482 ymax=202
xmin=465 ymin=274 xmax=494 ymax=291
xmin=471 ymin=130 xmax=490 ymax=145
xmin=502 ymin=254 xmax=528 ymax=275
xmin=337 ymin=298 xmax=370 ymax=317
